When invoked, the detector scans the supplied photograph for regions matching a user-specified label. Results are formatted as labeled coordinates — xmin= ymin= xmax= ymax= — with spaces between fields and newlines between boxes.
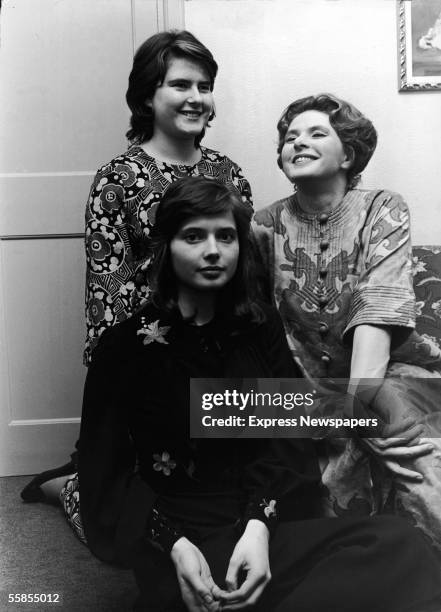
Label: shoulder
xmin=351 ymin=188 xmax=409 ymax=211
xmin=200 ymin=147 xmax=247 ymax=174
xmin=253 ymin=198 xmax=291 ymax=231
xmin=89 ymin=302 xmax=165 ymax=366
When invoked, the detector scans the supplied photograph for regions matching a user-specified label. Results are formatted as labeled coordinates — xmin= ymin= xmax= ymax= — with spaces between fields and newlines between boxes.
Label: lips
xmin=199 ymin=266 xmax=224 ymax=272
xmin=180 ymin=110 xmax=203 ymax=119
xmin=292 ymin=154 xmax=318 ymax=165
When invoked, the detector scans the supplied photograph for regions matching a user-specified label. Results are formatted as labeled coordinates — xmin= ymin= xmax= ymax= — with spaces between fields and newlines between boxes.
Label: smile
xmin=180 ymin=111 xmax=203 ymax=119
xmin=293 ymin=155 xmax=318 ymax=165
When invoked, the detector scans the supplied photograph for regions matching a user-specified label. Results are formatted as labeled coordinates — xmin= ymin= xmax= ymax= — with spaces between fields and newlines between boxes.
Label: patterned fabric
xmin=84 ymin=145 xmax=253 ymax=365
xmin=252 ymin=189 xmax=419 ymax=378
xmin=253 ymin=189 xmax=441 ymax=555
xmin=60 ymin=474 xmax=86 ymax=544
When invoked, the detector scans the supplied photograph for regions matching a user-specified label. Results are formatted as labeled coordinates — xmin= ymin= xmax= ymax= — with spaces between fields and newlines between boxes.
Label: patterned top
xmin=84 ymin=145 xmax=253 ymax=364
xmin=252 ymin=189 xmax=434 ymax=378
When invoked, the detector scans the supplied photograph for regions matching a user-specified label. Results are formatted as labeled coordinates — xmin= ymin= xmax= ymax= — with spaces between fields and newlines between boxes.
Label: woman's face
xmin=170 ymin=212 xmax=239 ymax=296
xmin=149 ymin=56 xmax=214 ymax=143
xmin=280 ymin=110 xmax=352 ymax=185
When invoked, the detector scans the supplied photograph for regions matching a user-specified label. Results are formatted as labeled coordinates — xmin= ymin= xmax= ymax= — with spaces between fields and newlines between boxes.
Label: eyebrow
xmin=286 ymin=124 xmax=330 ymax=135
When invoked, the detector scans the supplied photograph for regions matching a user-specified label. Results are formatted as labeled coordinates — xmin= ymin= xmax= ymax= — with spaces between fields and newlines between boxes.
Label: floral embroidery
xmin=431 ymin=300 xmax=441 ymax=318
xmin=137 ymin=319 xmax=170 ymax=345
xmin=152 ymin=452 xmax=176 ymax=476
xmin=412 ymin=256 xmax=427 ymax=276
xmin=260 ymin=498 xmax=277 ymax=519
xmin=415 ymin=301 xmax=424 ymax=316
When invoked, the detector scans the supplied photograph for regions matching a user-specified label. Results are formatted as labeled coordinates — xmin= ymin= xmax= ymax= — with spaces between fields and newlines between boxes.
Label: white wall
xmin=186 ymin=0 xmax=441 ymax=244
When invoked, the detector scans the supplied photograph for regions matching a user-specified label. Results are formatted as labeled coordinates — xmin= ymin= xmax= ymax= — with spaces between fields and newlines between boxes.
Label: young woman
xmin=21 ymin=29 xmax=251 ymax=514
xmin=252 ymin=93 xmax=441 ymax=554
xmin=79 ymin=176 xmax=440 ymax=611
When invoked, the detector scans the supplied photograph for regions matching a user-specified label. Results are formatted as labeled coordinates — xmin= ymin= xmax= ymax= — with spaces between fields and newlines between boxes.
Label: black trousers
xmin=132 ymin=515 xmax=441 ymax=612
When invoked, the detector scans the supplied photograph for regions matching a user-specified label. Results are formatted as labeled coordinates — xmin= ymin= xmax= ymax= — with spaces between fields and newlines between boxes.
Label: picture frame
xmin=397 ymin=0 xmax=441 ymax=91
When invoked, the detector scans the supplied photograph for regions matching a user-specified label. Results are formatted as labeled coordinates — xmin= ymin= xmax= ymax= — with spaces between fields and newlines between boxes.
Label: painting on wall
xmin=398 ymin=0 xmax=441 ymax=90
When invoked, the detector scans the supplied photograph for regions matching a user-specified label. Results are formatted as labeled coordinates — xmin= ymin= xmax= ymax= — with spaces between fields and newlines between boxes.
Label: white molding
xmin=9 ymin=417 xmax=81 ymax=427
xmin=161 ymin=0 xmax=185 ymax=30
xmin=0 ymin=171 xmax=95 ymax=178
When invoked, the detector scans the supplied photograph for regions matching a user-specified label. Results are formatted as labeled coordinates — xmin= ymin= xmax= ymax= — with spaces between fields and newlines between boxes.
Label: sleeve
xmin=229 ymin=160 xmax=254 ymax=211
xmin=148 ymin=508 xmax=184 ymax=554
xmin=83 ymin=162 xmax=150 ymax=365
xmin=77 ymin=326 xmax=157 ymax=566
xmin=343 ymin=191 xmax=416 ymax=341
xmin=242 ymin=307 xmax=321 ymax=533
xmin=251 ymin=207 xmax=277 ymax=304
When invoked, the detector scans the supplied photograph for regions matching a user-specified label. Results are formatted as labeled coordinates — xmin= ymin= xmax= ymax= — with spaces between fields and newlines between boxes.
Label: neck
xmin=177 ymin=287 xmax=217 ymax=325
xmin=295 ymin=174 xmax=348 ymax=213
xmin=141 ymin=133 xmax=201 ymax=166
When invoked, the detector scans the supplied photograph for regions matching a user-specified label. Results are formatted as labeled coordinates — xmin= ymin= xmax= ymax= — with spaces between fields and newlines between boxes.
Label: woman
xmin=79 ymin=176 xmax=440 ymax=611
xmin=252 ymin=93 xmax=441 ymax=554
xmin=21 ymin=29 xmax=251 ymax=511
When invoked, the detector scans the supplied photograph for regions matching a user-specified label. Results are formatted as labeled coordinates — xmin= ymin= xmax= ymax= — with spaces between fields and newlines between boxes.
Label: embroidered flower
xmin=431 ymin=299 xmax=441 ymax=318
xmin=137 ymin=319 xmax=170 ymax=345
xmin=415 ymin=301 xmax=425 ymax=316
xmin=260 ymin=498 xmax=277 ymax=519
xmin=412 ymin=256 xmax=427 ymax=276
xmin=152 ymin=452 xmax=176 ymax=476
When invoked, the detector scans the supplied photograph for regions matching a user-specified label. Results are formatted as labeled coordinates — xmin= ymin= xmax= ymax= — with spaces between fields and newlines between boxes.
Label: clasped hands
xmin=170 ymin=520 xmax=271 ymax=611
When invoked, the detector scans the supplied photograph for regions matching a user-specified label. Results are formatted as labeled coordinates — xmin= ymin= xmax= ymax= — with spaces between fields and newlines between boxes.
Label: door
xmin=0 ymin=0 xmax=184 ymax=476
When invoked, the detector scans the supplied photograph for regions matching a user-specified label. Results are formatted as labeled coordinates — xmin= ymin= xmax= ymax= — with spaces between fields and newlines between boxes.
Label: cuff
xmin=147 ymin=507 xmax=184 ymax=554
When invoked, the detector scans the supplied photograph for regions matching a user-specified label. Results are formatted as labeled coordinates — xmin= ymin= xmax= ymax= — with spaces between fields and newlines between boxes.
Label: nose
xmin=187 ymin=85 xmax=202 ymax=104
xmin=203 ymin=236 xmax=220 ymax=260
xmin=293 ymin=133 xmax=307 ymax=149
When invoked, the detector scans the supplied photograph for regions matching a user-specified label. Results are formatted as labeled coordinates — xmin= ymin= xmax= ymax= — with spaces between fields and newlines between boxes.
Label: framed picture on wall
xmin=397 ymin=0 xmax=441 ymax=91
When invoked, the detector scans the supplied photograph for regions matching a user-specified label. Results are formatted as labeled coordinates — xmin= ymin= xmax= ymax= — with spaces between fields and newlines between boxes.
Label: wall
xmin=185 ymin=0 xmax=441 ymax=244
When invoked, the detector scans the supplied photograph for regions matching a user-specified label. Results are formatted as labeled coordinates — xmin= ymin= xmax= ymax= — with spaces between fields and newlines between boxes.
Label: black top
xmin=78 ymin=301 xmax=320 ymax=566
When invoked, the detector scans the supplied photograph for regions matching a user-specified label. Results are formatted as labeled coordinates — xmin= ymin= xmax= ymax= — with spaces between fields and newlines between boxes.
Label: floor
xmin=0 ymin=476 xmax=137 ymax=612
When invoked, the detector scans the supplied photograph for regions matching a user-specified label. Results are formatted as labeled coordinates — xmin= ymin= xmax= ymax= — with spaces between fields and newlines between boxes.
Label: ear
xmin=341 ymin=146 xmax=354 ymax=171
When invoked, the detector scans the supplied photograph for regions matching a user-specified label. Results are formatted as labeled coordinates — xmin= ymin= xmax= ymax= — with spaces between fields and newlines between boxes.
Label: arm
xmin=83 ymin=162 xmax=150 ymax=365
xmin=343 ymin=193 xmax=432 ymax=476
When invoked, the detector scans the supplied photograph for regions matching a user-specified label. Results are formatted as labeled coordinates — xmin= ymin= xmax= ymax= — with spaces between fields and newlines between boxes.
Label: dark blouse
xmin=78 ymin=302 xmax=320 ymax=566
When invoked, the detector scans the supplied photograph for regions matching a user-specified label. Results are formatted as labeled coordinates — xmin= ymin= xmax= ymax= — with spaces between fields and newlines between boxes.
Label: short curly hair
xmin=126 ymin=30 xmax=218 ymax=146
xmin=276 ymin=93 xmax=377 ymax=188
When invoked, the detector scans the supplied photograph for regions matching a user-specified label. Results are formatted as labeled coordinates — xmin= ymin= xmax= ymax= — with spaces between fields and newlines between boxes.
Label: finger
xmin=220 ymin=570 xmax=268 ymax=603
xmin=380 ymin=425 xmax=424 ymax=444
xmin=367 ymin=441 xmax=433 ymax=459
xmin=224 ymin=559 xmax=240 ymax=592
xmin=220 ymin=582 xmax=268 ymax=610
xmin=182 ymin=573 xmax=217 ymax=609
xmin=383 ymin=459 xmax=424 ymax=481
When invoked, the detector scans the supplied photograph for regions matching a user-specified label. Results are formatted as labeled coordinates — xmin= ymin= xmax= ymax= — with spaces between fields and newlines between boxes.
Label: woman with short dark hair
xmin=253 ymin=92 xmax=441 ymax=555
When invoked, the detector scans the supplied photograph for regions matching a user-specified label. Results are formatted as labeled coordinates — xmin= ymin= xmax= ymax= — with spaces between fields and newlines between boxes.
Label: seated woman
xmin=252 ymin=93 xmax=441 ymax=555
xmin=78 ymin=176 xmax=439 ymax=611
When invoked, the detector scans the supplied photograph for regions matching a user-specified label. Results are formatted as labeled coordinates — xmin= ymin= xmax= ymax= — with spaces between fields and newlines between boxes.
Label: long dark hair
xmin=149 ymin=176 xmax=264 ymax=324
xmin=126 ymin=30 xmax=218 ymax=146
xmin=277 ymin=93 xmax=377 ymax=189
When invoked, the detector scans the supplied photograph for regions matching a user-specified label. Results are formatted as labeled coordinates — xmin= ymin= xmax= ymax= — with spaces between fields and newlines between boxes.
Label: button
xmin=321 ymin=353 xmax=331 ymax=364
xmin=318 ymin=295 xmax=328 ymax=306
xmin=320 ymin=240 xmax=329 ymax=250
xmin=319 ymin=267 xmax=327 ymax=277
xmin=318 ymin=322 xmax=329 ymax=335
xmin=319 ymin=213 xmax=329 ymax=224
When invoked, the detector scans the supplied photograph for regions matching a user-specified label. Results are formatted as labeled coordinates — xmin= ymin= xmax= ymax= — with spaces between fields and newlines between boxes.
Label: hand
xmin=213 ymin=520 xmax=271 ymax=610
xmin=171 ymin=537 xmax=221 ymax=612
xmin=361 ymin=417 xmax=434 ymax=481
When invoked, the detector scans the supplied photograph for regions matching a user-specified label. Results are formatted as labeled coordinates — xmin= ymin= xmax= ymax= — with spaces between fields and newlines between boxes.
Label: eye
xmin=311 ymin=131 xmax=327 ymax=138
xmin=184 ymin=231 xmax=203 ymax=243
xmin=198 ymin=83 xmax=212 ymax=93
xmin=217 ymin=230 xmax=237 ymax=243
xmin=284 ymin=135 xmax=296 ymax=144
xmin=171 ymin=80 xmax=189 ymax=90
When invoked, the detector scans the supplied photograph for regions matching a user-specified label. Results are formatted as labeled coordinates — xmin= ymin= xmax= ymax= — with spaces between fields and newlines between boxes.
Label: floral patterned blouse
xmin=84 ymin=145 xmax=253 ymax=365
xmin=252 ymin=189 xmax=441 ymax=378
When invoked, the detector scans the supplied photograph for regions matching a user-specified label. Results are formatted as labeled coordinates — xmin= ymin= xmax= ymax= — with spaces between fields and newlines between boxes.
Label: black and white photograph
xmin=1 ymin=1 xmax=441 ymax=610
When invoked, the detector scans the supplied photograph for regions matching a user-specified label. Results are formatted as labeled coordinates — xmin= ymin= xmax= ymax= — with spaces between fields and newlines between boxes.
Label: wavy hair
xmin=126 ymin=30 xmax=218 ymax=146
xmin=277 ymin=93 xmax=377 ymax=188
